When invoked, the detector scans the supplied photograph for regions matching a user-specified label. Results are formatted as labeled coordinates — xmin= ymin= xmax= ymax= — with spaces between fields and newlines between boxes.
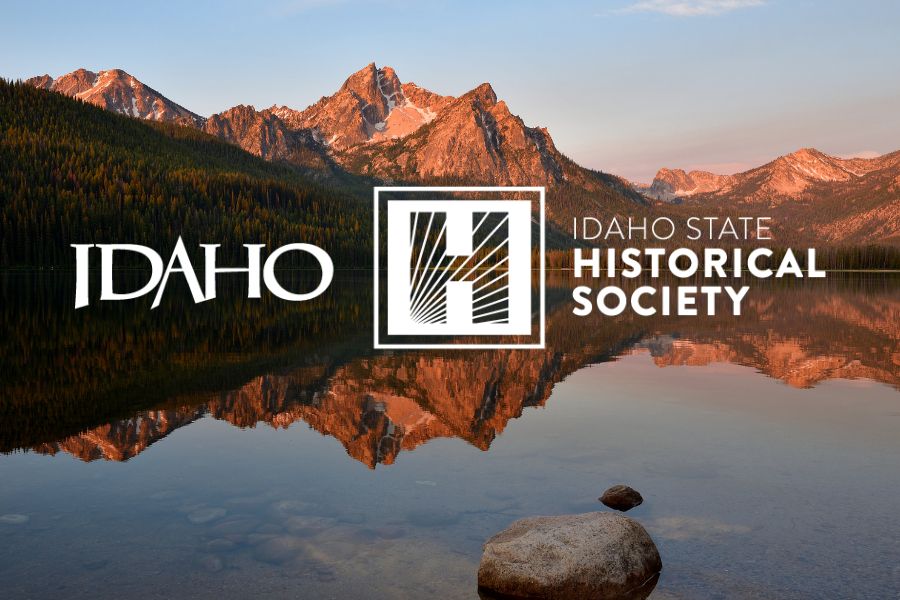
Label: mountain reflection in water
xmin=2 ymin=272 xmax=897 ymax=467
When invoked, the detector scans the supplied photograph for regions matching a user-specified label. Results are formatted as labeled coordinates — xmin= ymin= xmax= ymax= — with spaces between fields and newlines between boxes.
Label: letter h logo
xmin=375 ymin=188 xmax=544 ymax=349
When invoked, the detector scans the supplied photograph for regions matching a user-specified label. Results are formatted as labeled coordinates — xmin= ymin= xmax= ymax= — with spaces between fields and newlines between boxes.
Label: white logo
xmin=374 ymin=187 xmax=545 ymax=349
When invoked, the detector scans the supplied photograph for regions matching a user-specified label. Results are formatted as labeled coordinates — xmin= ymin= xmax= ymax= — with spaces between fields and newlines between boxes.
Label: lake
xmin=1 ymin=272 xmax=898 ymax=599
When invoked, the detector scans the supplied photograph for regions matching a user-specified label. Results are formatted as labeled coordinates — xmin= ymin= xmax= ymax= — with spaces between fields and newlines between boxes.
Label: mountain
xmin=718 ymin=148 xmax=900 ymax=209
xmin=638 ymin=148 xmax=900 ymax=244
xmin=271 ymin=63 xmax=453 ymax=150
xmin=204 ymin=63 xmax=617 ymax=191
xmin=796 ymin=159 xmax=900 ymax=244
xmin=636 ymin=168 xmax=734 ymax=202
xmin=26 ymin=64 xmax=643 ymax=209
xmin=26 ymin=68 xmax=204 ymax=127
xmin=640 ymin=148 xmax=900 ymax=203
xmin=338 ymin=80 xmax=572 ymax=186
xmin=281 ymin=63 xmax=610 ymax=189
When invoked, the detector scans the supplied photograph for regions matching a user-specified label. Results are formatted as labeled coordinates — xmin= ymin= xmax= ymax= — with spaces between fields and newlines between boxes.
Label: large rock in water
xmin=600 ymin=485 xmax=644 ymax=512
xmin=478 ymin=512 xmax=661 ymax=599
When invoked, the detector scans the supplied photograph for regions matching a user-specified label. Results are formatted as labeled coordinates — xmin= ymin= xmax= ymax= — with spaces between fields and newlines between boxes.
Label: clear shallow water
xmin=1 ymin=274 xmax=898 ymax=599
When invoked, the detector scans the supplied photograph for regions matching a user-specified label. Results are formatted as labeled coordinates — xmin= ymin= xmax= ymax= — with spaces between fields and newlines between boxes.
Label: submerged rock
xmin=199 ymin=555 xmax=223 ymax=573
xmin=209 ymin=515 xmax=260 ymax=535
xmin=478 ymin=512 xmax=661 ymax=600
xmin=253 ymin=535 xmax=306 ymax=565
xmin=285 ymin=515 xmax=337 ymax=536
xmin=600 ymin=485 xmax=644 ymax=512
xmin=187 ymin=507 xmax=227 ymax=524
xmin=0 ymin=514 xmax=29 ymax=525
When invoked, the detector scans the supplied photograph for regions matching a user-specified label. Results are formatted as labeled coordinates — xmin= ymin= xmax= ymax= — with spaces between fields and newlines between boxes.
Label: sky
xmin=3 ymin=0 xmax=899 ymax=182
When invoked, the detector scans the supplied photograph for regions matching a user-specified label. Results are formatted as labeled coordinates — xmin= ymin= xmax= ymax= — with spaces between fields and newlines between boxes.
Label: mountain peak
xmin=760 ymin=147 xmax=862 ymax=192
xmin=340 ymin=62 xmax=378 ymax=91
xmin=465 ymin=82 xmax=497 ymax=105
xmin=790 ymin=146 xmax=823 ymax=156
xmin=781 ymin=147 xmax=829 ymax=163
xmin=50 ymin=68 xmax=100 ymax=96
xmin=224 ymin=103 xmax=258 ymax=113
xmin=339 ymin=63 xmax=402 ymax=99
xmin=287 ymin=62 xmax=450 ymax=149
xmin=643 ymin=168 xmax=733 ymax=201
xmin=27 ymin=67 xmax=203 ymax=126
xmin=25 ymin=74 xmax=53 ymax=90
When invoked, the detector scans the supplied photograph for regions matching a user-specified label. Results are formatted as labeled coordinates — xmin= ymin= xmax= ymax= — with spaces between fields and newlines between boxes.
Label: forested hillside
xmin=0 ymin=80 xmax=369 ymax=267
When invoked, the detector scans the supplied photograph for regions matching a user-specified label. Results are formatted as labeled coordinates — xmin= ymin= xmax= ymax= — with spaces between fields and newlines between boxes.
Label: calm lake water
xmin=1 ymin=273 xmax=898 ymax=599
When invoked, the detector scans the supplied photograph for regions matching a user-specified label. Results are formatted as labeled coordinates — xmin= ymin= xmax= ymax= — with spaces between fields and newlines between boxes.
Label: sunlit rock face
xmin=27 ymin=68 xmax=204 ymax=127
xmin=270 ymin=63 xmax=573 ymax=187
xmin=272 ymin=63 xmax=452 ymax=151
xmin=201 ymin=104 xmax=329 ymax=169
xmin=34 ymin=408 xmax=203 ymax=462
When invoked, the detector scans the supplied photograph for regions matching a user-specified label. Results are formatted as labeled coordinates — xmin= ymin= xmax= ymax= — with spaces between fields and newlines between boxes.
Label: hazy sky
xmin=3 ymin=0 xmax=899 ymax=181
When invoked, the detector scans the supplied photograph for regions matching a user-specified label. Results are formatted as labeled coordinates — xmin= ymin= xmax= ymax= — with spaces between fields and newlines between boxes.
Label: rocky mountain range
xmin=638 ymin=147 xmax=900 ymax=204
xmin=635 ymin=148 xmax=900 ymax=244
xmin=27 ymin=65 xmax=566 ymax=185
xmin=22 ymin=65 xmax=900 ymax=244
xmin=25 ymin=64 xmax=641 ymax=209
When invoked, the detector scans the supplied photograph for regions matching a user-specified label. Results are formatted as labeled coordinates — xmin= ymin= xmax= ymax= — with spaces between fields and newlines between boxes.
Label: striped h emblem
xmin=386 ymin=200 xmax=532 ymax=337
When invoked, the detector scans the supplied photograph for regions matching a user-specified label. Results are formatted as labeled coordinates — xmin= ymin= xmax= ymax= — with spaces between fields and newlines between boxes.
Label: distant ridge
xmin=635 ymin=148 xmax=900 ymax=244
xmin=637 ymin=148 xmax=900 ymax=203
